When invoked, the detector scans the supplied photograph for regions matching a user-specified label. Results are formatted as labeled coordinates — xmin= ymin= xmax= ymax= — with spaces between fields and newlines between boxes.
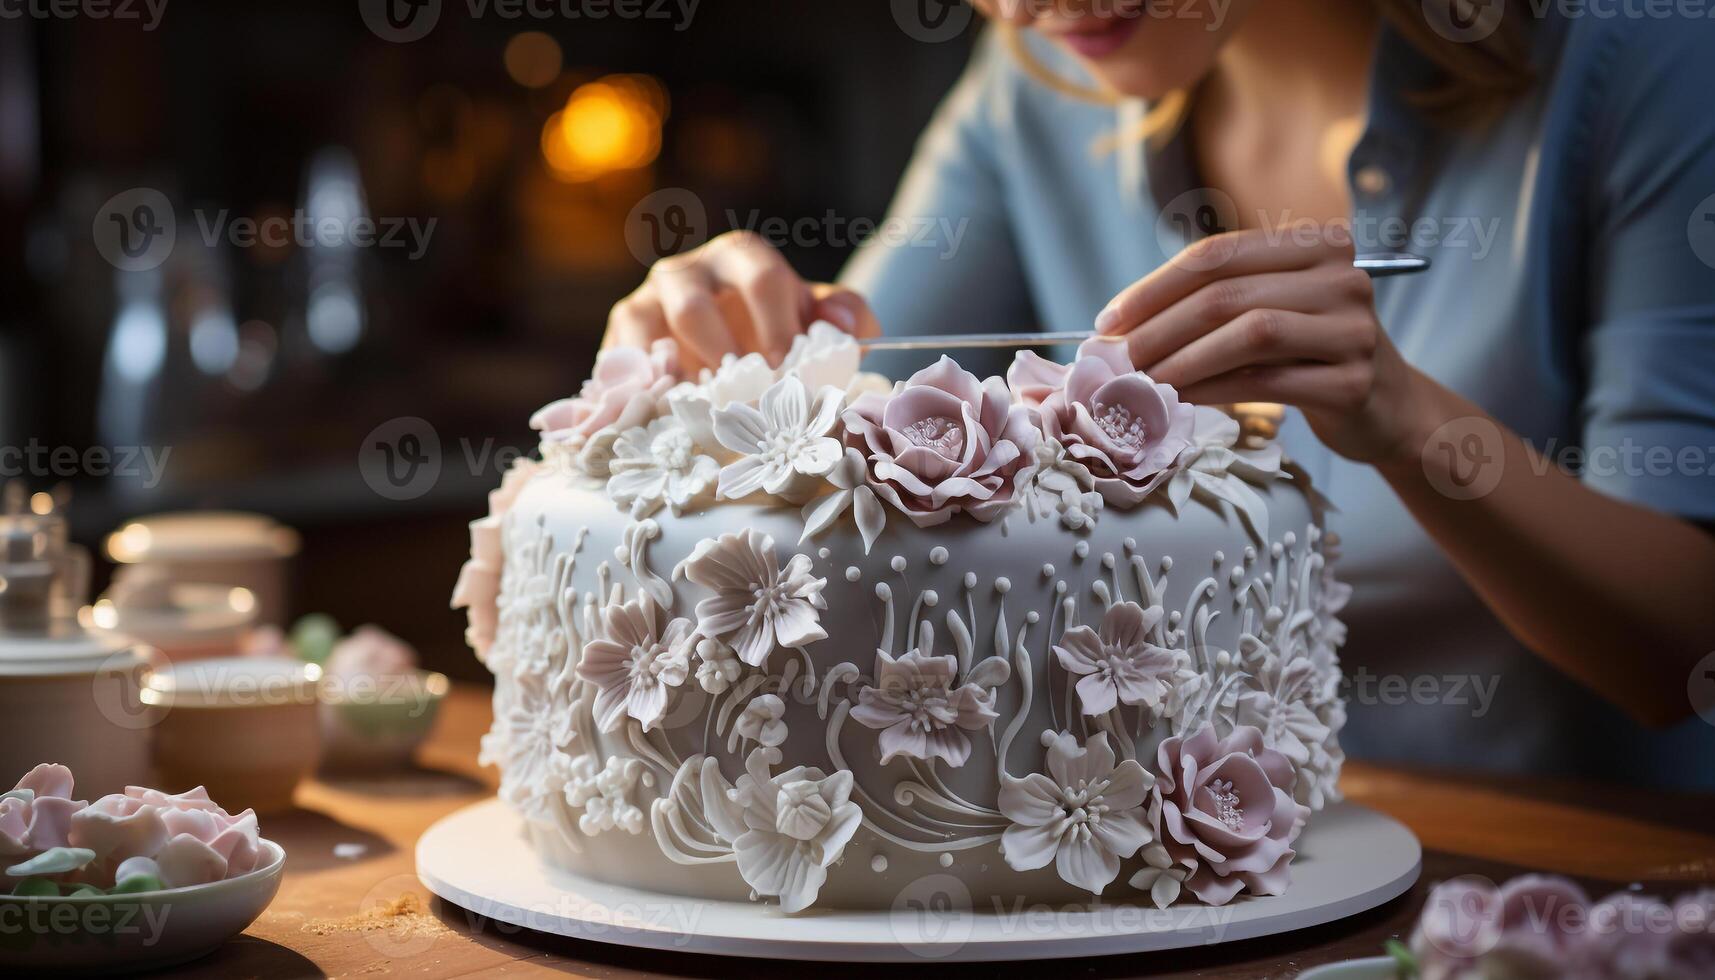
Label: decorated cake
xmin=453 ymin=324 xmax=1348 ymax=913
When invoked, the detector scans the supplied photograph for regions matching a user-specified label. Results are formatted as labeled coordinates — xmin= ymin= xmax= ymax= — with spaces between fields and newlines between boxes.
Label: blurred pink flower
xmin=530 ymin=339 xmax=681 ymax=450
xmin=0 ymin=764 xmax=83 ymax=860
xmin=71 ymin=785 xmax=263 ymax=888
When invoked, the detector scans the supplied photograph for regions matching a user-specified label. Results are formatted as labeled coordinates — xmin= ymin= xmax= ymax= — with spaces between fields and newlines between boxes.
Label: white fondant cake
xmin=453 ymin=325 xmax=1348 ymax=914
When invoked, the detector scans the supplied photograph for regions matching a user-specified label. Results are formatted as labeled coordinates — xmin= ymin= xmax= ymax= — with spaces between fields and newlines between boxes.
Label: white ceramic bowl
xmin=0 ymin=838 xmax=285 ymax=972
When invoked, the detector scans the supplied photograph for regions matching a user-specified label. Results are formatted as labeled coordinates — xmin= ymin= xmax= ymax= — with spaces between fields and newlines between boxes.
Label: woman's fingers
xmin=704 ymin=232 xmax=812 ymax=364
xmin=602 ymin=231 xmax=878 ymax=369
xmin=648 ymin=257 xmax=740 ymax=368
xmin=1097 ymin=228 xmax=1353 ymax=338
xmin=1123 ymin=264 xmax=1372 ymax=370
xmin=1147 ymin=308 xmax=1377 ymax=389
xmin=810 ymin=284 xmax=883 ymax=339
xmin=1175 ymin=361 xmax=1375 ymax=415
xmin=603 ymin=292 xmax=668 ymax=349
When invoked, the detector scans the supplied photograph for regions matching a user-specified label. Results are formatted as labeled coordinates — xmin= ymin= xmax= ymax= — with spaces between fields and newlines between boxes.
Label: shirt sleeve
xmin=840 ymin=30 xmax=1036 ymax=380
xmin=1578 ymin=20 xmax=1715 ymax=522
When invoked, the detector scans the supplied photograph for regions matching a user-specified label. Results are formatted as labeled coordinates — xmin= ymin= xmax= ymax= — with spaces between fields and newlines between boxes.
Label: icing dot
xmin=1160 ymin=556 xmax=1174 ymax=572
xmin=1101 ymin=553 xmax=1116 ymax=570
xmin=890 ymin=555 xmax=908 ymax=573
xmin=963 ymin=572 xmax=977 ymax=590
xmin=845 ymin=566 xmax=862 ymax=582
xmin=875 ymin=583 xmax=892 ymax=600
xmin=1168 ymin=611 xmax=1182 ymax=627
xmin=1073 ymin=540 xmax=1090 ymax=559
xmin=938 ymin=853 xmax=954 ymax=868
xmin=922 ymin=590 xmax=939 ymax=607
xmin=818 ymin=547 xmax=831 ymax=560
xmin=1041 ymin=563 xmax=1056 ymax=578
xmin=612 ymin=545 xmax=627 ymax=563
xmin=1283 ymin=532 xmax=1297 ymax=548
xmin=929 ymin=546 xmax=949 ymax=565
xmin=1054 ymin=581 xmax=1067 ymax=596
xmin=1124 ymin=537 xmax=1137 ymax=552
xmin=1244 ymin=546 xmax=1257 ymax=563
xmin=1025 ymin=611 xmax=1040 ymax=624
xmin=994 ymin=577 xmax=1011 ymax=594
xmin=1229 ymin=567 xmax=1244 ymax=587
xmin=870 ymin=855 xmax=889 ymax=873
xmin=1213 ymin=550 xmax=1225 ymax=566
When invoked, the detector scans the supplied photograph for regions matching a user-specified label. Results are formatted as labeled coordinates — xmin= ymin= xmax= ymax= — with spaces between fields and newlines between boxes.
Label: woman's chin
xmin=1079 ymin=62 xmax=1188 ymax=101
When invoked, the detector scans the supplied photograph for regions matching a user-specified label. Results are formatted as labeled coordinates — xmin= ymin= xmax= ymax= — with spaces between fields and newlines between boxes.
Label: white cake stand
xmin=416 ymin=798 xmax=1420 ymax=962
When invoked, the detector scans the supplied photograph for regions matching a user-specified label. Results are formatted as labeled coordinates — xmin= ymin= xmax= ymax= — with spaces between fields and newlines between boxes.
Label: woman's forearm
xmin=1376 ymin=370 xmax=1715 ymax=727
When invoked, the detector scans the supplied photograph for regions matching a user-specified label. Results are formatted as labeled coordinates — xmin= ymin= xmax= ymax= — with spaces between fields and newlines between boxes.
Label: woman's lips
xmin=1052 ymin=18 xmax=1142 ymax=59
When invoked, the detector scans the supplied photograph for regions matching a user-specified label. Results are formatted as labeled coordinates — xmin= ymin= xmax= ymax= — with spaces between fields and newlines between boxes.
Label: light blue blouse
xmin=844 ymin=15 xmax=1715 ymax=788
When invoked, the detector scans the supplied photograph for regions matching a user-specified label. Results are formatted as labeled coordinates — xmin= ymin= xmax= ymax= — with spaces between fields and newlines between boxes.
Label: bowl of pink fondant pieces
xmin=0 ymin=763 xmax=285 ymax=973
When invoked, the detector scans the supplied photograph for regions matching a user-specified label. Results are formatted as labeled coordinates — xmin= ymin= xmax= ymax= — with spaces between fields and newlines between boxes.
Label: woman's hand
xmin=603 ymin=231 xmax=881 ymax=375
xmin=1095 ymin=228 xmax=1434 ymax=465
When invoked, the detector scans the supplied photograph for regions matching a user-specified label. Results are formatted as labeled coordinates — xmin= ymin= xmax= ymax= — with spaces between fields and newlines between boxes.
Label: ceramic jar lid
xmin=141 ymin=656 xmax=319 ymax=710
xmin=106 ymin=512 xmax=301 ymax=564
xmin=93 ymin=573 xmax=259 ymax=650
xmin=0 ymin=628 xmax=141 ymax=677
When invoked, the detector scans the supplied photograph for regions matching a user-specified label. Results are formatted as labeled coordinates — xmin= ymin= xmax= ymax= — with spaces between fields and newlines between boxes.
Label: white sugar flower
xmin=800 ymin=447 xmax=886 ymax=554
xmin=667 ymin=352 xmax=776 ymax=454
xmin=607 ymin=416 xmax=719 ymax=517
xmin=1052 ymin=601 xmax=1180 ymax=716
xmin=694 ymin=637 xmax=743 ymax=694
xmin=488 ymin=675 xmax=570 ymax=826
xmin=1031 ymin=438 xmax=1105 ymax=531
xmin=997 ymin=731 xmax=1154 ymax=896
xmin=734 ymin=693 xmax=788 ymax=747
xmin=713 ymin=375 xmax=843 ymax=503
xmin=576 ymin=596 xmax=693 ymax=732
xmin=849 ymin=649 xmax=997 ymax=767
xmin=778 ymin=320 xmax=860 ymax=393
xmin=701 ymin=747 xmax=861 ymax=913
xmin=676 ymin=529 xmax=828 ymax=667
xmin=560 ymin=755 xmax=647 ymax=836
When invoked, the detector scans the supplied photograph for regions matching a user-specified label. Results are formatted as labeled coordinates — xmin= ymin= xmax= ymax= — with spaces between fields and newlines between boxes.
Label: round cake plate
xmin=416 ymin=799 xmax=1420 ymax=963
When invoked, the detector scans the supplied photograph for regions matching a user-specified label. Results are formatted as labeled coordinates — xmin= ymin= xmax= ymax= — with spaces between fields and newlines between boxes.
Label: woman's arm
xmin=1096 ymin=228 xmax=1715 ymax=727
xmin=1377 ymin=376 xmax=1715 ymax=728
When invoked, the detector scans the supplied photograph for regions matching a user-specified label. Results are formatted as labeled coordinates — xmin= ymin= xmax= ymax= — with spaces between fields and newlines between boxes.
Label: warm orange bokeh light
xmin=540 ymin=76 xmax=664 ymax=183
xmin=504 ymin=32 xmax=562 ymax=88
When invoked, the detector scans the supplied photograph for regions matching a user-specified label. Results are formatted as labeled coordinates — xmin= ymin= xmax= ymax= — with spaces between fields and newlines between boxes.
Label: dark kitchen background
xmin=0 ymin=1 xmax=975 ymax=680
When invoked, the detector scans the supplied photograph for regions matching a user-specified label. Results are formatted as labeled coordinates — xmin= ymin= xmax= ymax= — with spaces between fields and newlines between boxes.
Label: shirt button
xmin=1354 ymin=165 xmax=1392 ymax=197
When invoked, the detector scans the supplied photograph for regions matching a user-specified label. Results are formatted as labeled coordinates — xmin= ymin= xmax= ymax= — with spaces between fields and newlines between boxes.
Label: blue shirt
xmin=845 ymin=16 xmax=1715 ymax=788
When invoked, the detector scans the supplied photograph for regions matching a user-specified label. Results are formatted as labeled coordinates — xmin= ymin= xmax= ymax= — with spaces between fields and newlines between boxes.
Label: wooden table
xmin=177 ymin=685 xmax=1715 ymax=979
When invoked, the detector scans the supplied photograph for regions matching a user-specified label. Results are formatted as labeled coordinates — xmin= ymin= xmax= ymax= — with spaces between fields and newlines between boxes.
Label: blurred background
xmin=0 ymin=0 xmax=975 ymax=681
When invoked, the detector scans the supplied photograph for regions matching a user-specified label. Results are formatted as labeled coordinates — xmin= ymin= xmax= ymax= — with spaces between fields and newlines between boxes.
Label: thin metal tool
xmin=860 ymin=251 xmax=1430 ymax=353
